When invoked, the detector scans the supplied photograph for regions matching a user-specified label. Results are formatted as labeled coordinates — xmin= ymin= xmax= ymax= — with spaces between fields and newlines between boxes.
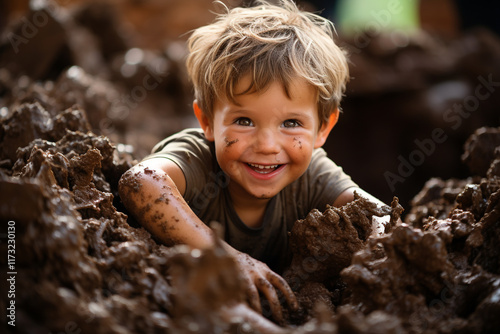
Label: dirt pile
xmin=0 ymin=100 xmax=254 ymax=333
xmin=283 ymin=194 xmax=395 ymax=323
xmin=278 ymin=131 xmax=500 ymax=334
xmin=0 ymin=96 xmax=400 ymax=333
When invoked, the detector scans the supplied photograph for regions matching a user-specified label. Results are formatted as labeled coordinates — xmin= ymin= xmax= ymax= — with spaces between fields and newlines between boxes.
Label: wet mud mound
xmin=282 ymin=194 xmax=395 ymax=323
xmin=0 ymin=101 xmax=261 ymax=333
xmin=4 ymin=96 xmax=500 ymax=333
xmin=1 ymin=83 xmax=500 ymax=333
xmin=279 ymin=127 xmax=500 ymax=333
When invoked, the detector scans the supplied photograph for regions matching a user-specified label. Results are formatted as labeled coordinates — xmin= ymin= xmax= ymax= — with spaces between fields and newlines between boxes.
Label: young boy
xmin=119 ymin=0 xmax=387 ymax=323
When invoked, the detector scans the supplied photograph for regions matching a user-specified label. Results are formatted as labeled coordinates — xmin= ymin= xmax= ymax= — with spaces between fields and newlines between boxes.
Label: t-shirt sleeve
xmin=305 ymin=148 xmax=358 ymax=211
xmin=141 ymin=129 xmax=215 ymax=204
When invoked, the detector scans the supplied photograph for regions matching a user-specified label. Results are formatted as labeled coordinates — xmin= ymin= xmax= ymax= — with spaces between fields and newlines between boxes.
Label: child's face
xmin=195 ymin=75 xmax=336 ymax=202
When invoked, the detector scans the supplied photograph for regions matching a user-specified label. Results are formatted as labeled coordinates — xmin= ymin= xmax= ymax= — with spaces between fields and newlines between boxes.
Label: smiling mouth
xmin=247 ymin=163 xmax=283 ymax=174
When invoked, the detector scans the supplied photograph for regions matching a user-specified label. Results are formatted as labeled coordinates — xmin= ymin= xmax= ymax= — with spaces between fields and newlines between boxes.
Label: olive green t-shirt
xmin=144 ymin=128 xmax=357 ymax=273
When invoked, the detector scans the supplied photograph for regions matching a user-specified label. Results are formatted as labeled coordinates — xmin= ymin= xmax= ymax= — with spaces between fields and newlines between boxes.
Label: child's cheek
xmin=224 ymin=137 xmax=239 ymax=148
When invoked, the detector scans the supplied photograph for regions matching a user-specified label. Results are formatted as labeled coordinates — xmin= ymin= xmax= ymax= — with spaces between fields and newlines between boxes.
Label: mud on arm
xmin=118 ymin=158 xmax=215 ymax=248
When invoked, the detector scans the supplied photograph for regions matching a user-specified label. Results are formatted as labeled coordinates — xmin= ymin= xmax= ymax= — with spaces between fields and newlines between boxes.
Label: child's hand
xmin=233 ymin=251 xmax=298 ymax=324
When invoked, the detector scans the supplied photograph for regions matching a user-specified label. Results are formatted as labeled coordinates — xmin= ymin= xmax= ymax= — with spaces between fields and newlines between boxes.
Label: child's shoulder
xmin=151 ymin=128 xmax=209 ymax=154
xmin=162 ymin=128 xmax=206 ymax=143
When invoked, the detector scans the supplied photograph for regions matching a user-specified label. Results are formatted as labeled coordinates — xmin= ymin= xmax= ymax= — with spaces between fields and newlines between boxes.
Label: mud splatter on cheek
xmin=293 ymin=137 xmax=303 ymax=149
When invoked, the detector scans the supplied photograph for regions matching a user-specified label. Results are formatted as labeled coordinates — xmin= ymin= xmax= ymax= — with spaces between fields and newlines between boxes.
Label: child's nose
xmin=254 ymin=128 xmax=281 ymax=154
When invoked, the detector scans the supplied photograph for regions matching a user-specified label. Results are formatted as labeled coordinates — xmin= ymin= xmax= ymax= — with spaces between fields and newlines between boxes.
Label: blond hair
xmin=186 ymin=0 xmax=349 ymax=124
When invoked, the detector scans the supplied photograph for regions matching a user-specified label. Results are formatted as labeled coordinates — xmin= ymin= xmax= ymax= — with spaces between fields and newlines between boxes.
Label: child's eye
xmin=235 ymin=117 xmax=253 ymax=126
xmin=283 ymin=119 xmax=301 ymax=128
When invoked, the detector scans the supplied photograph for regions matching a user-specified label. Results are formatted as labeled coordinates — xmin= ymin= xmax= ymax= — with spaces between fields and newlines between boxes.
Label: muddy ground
xmin=1 ymin=1 xmax=500 ymax=333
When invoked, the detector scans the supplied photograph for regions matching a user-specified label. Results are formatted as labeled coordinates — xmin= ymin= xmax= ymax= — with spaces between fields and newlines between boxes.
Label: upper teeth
xmin=249 ymin=163 xmax=278 ymax=169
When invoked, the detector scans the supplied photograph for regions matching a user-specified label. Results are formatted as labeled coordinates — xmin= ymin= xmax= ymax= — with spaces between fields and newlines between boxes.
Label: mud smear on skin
xmin=293 ymin=137 xmax=302 ymax=149
xmin=1 ymin=2 xmax=499 ymax=333
xmin=225 ymin=137 xmax=239 ymax=148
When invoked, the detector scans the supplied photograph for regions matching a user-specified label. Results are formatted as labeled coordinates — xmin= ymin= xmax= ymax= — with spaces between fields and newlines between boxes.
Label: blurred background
xmin=1 ymin=0 xmax=499 ymax=210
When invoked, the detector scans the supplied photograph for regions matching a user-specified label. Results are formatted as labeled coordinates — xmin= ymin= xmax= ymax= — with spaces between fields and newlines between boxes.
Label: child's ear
xmin=314 ymin=108 xmax=339 ymax=148
xmin=193 ymin=100 xmax=214 ymax=141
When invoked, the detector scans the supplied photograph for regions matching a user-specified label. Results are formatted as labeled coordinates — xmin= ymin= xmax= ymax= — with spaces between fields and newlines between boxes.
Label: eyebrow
xmin=279 ymin=110 xmax=317 ymax=122
xmin=284 ymin=111 xmax=306 ymax=118
xmin=226 ymin=108 xmax=248 ymax=115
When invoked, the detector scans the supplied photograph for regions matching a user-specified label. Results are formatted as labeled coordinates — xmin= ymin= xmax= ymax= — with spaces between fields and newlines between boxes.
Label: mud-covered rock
xmin=166 ymin=242 xmax=246 ymax=333
xmin=0 ymin=102 xmax=55 ymax=163
xmin=462 ymin=127 xmax=500 ymax=177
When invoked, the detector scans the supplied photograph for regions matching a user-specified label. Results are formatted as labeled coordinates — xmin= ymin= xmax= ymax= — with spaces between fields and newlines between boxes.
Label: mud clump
xmin=462 ymin=127 xmax=500 ymax=177
xmin=287 ymin=194 xmax=393 ymax=281
xmin=0 ymin=101 xmax=171 ymax=333
xmin=404 ymin=177 xmax=476 ymax=228
xmin=341 ymin=224 xmax=457 ymax=330
xmin=282 ymin=195 xmax=396 ymax=325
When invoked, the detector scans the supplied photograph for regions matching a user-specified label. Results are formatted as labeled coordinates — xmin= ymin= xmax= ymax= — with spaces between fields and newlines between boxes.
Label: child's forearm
xmin=118 ymin=162 xmax=215 ymax=249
